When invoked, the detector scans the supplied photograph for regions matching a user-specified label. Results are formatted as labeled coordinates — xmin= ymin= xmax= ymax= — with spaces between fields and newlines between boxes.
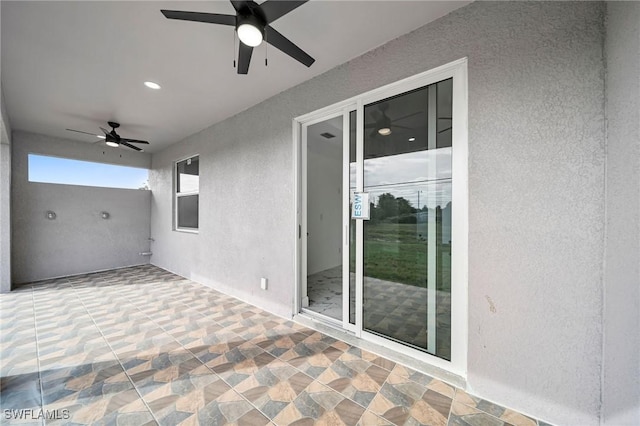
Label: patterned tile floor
xmin=1 ymin=265 xmax=547 ymax=426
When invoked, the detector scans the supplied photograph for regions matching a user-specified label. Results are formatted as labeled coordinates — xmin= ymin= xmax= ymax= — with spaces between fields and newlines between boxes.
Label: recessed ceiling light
xmin=378 ymin=128 xmax=392 ymax=136
xmin=144 ymin=81 xmax=161 ymax=90
xmin=408 ymin=137 xmax=416 ymax=142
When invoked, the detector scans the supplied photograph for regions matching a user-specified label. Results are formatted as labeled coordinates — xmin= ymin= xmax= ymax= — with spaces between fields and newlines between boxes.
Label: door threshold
xmin=299 ymin=307 xmax=343 ymax=328
xmin=293 ymin=312 xmax=466 ymax=390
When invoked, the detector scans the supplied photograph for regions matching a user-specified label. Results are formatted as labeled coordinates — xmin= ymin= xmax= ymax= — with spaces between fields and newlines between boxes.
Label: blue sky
xmin=29 ymin=154 xmax=149 ymax=190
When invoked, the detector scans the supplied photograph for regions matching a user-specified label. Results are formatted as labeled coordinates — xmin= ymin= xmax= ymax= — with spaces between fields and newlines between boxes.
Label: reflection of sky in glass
xmin=28 ymin=154 xmax=149 ymax=189
xmin=178 ymin=174 xmax=199 ymax=193
xmin=351 ymin=148 xmax=452 ymax=209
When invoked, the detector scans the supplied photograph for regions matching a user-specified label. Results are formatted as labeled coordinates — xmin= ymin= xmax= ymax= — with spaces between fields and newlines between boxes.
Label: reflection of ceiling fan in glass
xmin=366 ymin=103 xmax=422 ymax=138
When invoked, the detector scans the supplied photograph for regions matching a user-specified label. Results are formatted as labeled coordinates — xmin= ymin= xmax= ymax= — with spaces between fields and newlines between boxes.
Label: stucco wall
xmin=11 ymin=131 xmax=152 ymax=283
xmin=602 ymin=2 xmax=640 ymax=425
xmin=0 ymin=89 xmax=11 ymax=293
xmin=150 ymin=2 xmax=606 ymax=424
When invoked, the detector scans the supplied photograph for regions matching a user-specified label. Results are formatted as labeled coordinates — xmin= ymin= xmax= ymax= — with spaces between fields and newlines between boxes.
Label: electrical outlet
xmin=260 ymin=278 xmax=268 ymax=290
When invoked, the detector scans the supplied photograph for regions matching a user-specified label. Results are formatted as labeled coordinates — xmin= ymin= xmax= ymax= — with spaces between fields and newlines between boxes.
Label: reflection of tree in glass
xmin=362 ymin=191 xmax=452 ymax=291
xmin=370 ymin=192 xmax=417 ymax=223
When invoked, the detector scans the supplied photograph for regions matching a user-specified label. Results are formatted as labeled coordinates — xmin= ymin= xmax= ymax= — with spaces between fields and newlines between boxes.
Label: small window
xmin=175 ymin=155 xmax=199 ymax=231
xmin=28 ymin=154 xmax=149 ymax=189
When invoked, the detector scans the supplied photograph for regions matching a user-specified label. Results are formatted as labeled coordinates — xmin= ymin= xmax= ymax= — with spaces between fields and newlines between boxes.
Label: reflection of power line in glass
xmin=365 ymin=180 xmax=451 ymax=208
xmin=363 ymin=178 xmax=451 ymax=190
xmin=369 ymin=194 xmax=451 ymax=210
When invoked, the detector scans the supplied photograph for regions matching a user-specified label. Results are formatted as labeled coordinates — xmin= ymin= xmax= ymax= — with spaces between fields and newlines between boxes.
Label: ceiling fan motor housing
xmin=237 ymin=2 xmax=267 ymax=47
xmin=240 ymin=2 xmax=267 ymax=24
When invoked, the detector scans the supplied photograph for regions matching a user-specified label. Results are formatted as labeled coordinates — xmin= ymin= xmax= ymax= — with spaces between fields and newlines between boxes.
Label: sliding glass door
xmin=299 ymin=59 xmax=467 ymax=373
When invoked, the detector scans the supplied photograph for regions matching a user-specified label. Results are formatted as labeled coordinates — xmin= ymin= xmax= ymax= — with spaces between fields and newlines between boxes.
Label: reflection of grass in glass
xmin=352 ymin=222 xmax=451 ymax=290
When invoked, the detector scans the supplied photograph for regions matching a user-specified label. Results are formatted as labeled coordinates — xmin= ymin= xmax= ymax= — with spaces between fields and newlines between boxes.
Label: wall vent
xmin=320 ymin=132 xmax=336 ymax=139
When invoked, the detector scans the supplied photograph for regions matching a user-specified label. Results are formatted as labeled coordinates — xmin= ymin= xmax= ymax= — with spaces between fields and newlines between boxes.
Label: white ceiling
xmin=1 ymin=1 xmax=469 ymax=153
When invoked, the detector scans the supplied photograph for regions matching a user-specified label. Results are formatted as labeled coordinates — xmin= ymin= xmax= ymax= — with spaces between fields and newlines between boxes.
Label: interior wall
xmin=602 ymin=2 xmax=640 ymax=425
xmin=307 ymin=131 xmax=342 ymax=276
xmin=150 ymin=2 xmax=606 ymax=424
xmin=11 ymin=131 xmax=152 ymax=284
xmin=0 ymin=89 xmax=12 ymax=293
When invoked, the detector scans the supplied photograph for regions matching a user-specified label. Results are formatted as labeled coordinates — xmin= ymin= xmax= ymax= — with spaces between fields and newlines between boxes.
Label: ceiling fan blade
xmin=66 ymin=128 xmax=99 ymax=137
xmin=99 ymin=126 xmax=110 ymax=136
xmin=391 ymin=111 xmax=423 ymax=123
xmin=237 ymin=43 xmax=253 ymax=75
xmin=391 ymin=124 xmax=412 ymax=130
xmin=161 ymin=10 xmax=236 ymax=26
xmin=121 ymin=138 xmax=150 ymax=144
xmin=265 ymin=26 xmax=314 ymax=67
xmin=260 ymin=0 xmax=308 ymax=23
xmin=120 ymin=141 xmax=143 ymax=152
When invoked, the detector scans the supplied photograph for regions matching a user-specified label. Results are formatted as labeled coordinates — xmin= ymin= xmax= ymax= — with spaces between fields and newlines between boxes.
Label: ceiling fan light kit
xmin=237 ymin=15 xmax=264 ymax=47
xmin=161 ymin=0 xmax=315 ymax=75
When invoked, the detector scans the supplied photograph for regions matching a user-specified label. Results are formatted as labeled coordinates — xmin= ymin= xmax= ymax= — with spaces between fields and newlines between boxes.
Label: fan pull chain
xmin=265 ymin=30 xmax=268 ymax=67
xmin=233 ymin=31 xmax=237 ymax=68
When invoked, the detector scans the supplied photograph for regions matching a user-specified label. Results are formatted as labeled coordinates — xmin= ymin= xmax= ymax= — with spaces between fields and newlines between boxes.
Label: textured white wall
xmin=307 ymin=136 xmax=342 ymax=275
xmin=150 ymin=2 xmax=606 ymax=424
xmin=602 ymin=2 xmax=640 ymax=425
xmin=1 ymin=89 xmax=12 ymax=293
xmin=11 ymin=131 xmax=152 ymax=283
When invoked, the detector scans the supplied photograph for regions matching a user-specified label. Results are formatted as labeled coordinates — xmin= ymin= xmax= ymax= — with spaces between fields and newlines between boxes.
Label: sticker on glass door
xmin=351 ymin=192 xmax=370 ymax=219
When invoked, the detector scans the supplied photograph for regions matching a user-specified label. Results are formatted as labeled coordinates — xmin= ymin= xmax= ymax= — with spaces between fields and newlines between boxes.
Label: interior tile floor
xmin=1 ymin=265 xmax=550 ymax=426
xmin=307 ymin=267 xmax=347 ymax=321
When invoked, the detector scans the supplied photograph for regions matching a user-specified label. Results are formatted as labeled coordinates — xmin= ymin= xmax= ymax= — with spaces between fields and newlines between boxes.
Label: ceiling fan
xmin=66 ymin=122 xmax=149 ymax=152
xmin=366 ymin=103 xmax=422 ymax=138
xmin=161 ymin=0 xmax=315 ymax=74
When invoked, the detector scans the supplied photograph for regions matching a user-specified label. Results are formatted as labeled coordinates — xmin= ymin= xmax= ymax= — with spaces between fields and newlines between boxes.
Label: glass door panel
xmin=362 ymin=78 xmax=452 ymax=360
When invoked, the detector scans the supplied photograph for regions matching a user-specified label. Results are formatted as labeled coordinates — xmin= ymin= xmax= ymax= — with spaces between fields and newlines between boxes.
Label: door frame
xmin=294 ymin=58 xmax=468 ymax=377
